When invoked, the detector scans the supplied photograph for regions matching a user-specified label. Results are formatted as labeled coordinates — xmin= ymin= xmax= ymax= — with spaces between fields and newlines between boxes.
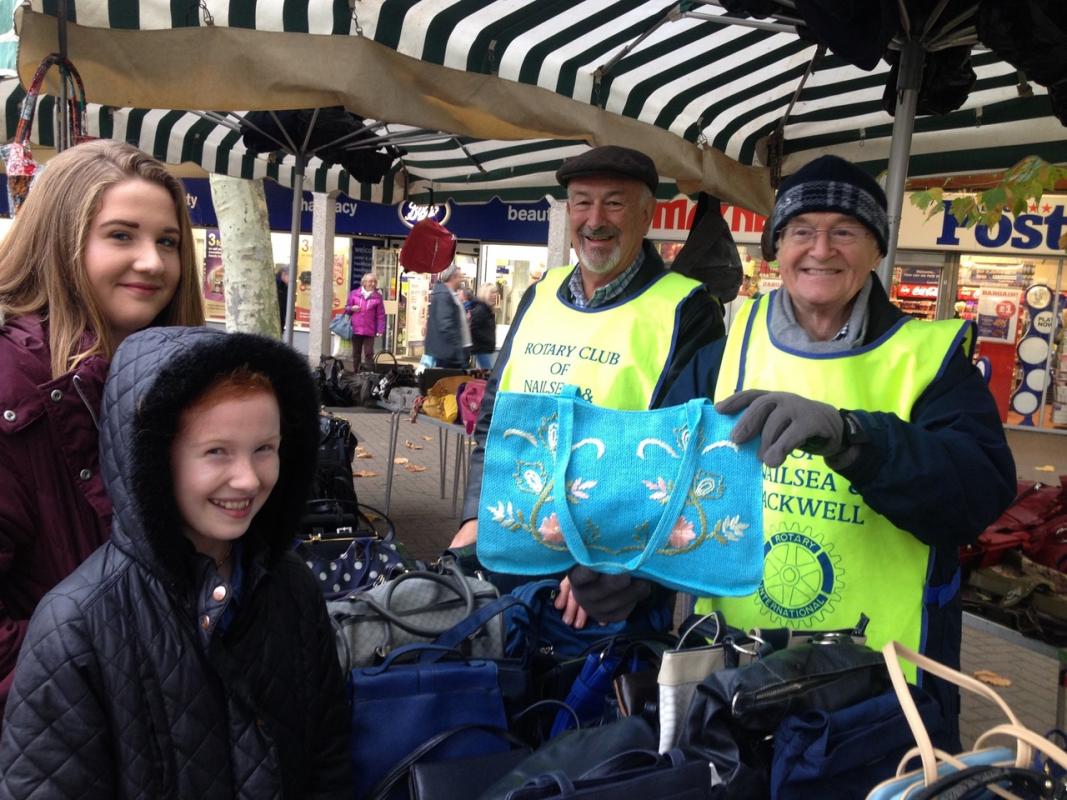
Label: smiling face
xmin=83 ymin=178 xmax=182 ymax=346
xmin=170 ymin=390 xmax=281 ymax=564
xmin=566 ymin=175 xmax=653 ymax=283
xmin=776 ymin=211 xmax=881 ymax=336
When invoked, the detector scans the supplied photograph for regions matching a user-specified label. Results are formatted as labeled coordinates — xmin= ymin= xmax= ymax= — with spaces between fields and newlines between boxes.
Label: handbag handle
xmin=366 ymin=723 xmax=526 ymax=800
xmin=551 ymin=386 xmax=707 ymax=571
xmin=365 ymin=642 xmax=470 ymax=673
xmin=370 ymin=564 xmax=476 ymax=638
xmin=894 ymin=746 xmax=1020 ymax=800
xmin=882 ymin=641 xmax=1032 ymax=786
xmin=909 ymin=764 xmax=1056 ymax=800
xmin=974 ymin=723 xmax=1067 ymax=772
xmin=579 ymin=748 xmax=686 ymax=780
xmin=17 ymin=54 xmax=88 ymax=147
xmin=427 ymin=594 xmax=521 ymax=656
xmin=374 ymin=350 xmax=399 ymax=366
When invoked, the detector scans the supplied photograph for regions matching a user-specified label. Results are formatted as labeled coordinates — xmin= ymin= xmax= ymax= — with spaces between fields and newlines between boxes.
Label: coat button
xmin=2 ymin=410 xmax=14 ymax=422
xmin=212 ymin=585 xmax=227 ymax=602
xmin=200 ymin=615 xmax=212 ymax=630
xmin=79 ymin=469 xmax=92 ymax=480
xmin=50 ymin=389 xmax=63 ymax=402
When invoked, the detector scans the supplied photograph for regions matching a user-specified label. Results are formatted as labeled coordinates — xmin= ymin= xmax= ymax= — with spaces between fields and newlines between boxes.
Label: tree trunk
xmin=208 ymin=174 xmax=279 ymax=336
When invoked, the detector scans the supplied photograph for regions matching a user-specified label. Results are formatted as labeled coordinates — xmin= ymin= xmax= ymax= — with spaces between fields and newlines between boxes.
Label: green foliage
xmin=909 ymin=156 xmax=1067 ymax=250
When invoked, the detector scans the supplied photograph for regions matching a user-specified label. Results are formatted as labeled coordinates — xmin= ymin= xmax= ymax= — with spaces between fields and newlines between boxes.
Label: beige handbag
xmin=865 ymin=640 xmax=1067 ymax=800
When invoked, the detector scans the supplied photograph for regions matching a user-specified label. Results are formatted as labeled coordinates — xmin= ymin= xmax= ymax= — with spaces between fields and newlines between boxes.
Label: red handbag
xmin=399 ymin=219 xmax=457 ymax=273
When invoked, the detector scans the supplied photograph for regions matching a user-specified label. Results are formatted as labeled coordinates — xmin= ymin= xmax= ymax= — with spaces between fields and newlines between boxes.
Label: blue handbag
xmin=330 ymin=311 xmax=353 ymax=340
xmin=503 ymin=580 xmax=672 ymax=661
xmin=770 ymin=686 xmax=946 ymax=800
xmin=477 ymin=386 xmax=763 ymax=596
xmin=502 ymin=749 xmax=714 ymax=799
xmin=350 ymin=643 xmax=510 ymax=800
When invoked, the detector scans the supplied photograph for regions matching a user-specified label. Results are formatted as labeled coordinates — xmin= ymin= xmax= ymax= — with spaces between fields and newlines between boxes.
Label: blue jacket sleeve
xmin=830 ymin=346 xmax=1016 ymax=548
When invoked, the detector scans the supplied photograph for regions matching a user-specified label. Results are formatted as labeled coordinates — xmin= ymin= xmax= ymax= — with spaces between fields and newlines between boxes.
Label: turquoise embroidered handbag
xmin=476 ymin=386 xmax=764 ymax=596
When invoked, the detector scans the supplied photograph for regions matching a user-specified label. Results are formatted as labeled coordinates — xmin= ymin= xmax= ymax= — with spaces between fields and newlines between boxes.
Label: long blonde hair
xmin=0 ymin=139 xmax=204 ymax=377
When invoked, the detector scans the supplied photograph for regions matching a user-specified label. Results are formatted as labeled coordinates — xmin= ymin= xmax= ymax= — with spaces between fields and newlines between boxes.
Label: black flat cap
xmin=556 ymin=145 xmax=658 ymax=192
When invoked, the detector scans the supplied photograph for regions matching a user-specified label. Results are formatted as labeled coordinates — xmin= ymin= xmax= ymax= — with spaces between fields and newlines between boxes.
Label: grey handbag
xmin=327 ymin=558 xmax=502 ymax=670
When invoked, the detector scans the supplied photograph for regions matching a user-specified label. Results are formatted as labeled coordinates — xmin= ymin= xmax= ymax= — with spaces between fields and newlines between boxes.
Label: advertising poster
xmin=976 ymin=287 xmax=1022 ymax=343
xmin=201 ymin=228 xmax=226 ymax=323
xmin=404 ymin=274 xmax=430 ymax=347
xmin=290 ymin=235 xmax=352 ymax=328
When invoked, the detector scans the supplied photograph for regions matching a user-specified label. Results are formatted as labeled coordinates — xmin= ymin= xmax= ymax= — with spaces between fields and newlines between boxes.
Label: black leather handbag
xmin=678 ymin=638 xmax=891 ymax=798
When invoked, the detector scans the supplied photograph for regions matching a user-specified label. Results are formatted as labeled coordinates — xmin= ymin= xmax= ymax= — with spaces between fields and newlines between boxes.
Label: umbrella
xmin=206 ymin=106 xmax=406 ymax=344
xmin=12 ymin=0 xmax=1067 ymax=283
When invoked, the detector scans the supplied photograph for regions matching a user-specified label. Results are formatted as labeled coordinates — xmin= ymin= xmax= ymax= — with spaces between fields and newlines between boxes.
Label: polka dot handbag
xmin=294 ymin=504 xmax=412 ymax=599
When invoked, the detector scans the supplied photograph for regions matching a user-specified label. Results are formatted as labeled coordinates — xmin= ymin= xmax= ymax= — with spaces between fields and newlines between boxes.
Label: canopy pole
xmin=284 ymin=153 xmax=306 ymax=346
xmin=57 ymin=0 xmax=68 ymax=151
xmin=879 ymin=40 xmax=924 ymax=288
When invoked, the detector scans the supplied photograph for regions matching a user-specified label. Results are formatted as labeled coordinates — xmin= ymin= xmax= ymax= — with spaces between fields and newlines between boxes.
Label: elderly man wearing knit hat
xmin=450 ymin=144 xmax=727 ymax=629
xmin=683 ymin=154 xmax=1014 ymax=749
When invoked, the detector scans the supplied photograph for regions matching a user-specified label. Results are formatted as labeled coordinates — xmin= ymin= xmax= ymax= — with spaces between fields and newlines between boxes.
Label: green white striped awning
xmin=11 ymin=1 xmax=1067 ymax=211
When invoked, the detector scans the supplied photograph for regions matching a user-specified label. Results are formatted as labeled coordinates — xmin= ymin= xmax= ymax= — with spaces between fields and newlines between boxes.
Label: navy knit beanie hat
xmin=768 ymin=156 xmax=888 ymax=257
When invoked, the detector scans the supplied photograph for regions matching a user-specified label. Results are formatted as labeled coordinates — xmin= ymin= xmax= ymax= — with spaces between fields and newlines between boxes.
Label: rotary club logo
xmin=756 ymin=521 xmax=843 ymax=627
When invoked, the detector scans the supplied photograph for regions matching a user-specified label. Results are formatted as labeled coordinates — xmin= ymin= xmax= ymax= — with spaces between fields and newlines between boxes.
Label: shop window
xmin=958 ymin=255 xmax=1066 ymax=430
xmin=481 ymin=243 xmax=557 ymax=328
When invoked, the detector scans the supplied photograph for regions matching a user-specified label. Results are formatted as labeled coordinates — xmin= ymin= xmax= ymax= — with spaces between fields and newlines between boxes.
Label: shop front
xmin=897 ymin=197 xmax=1067 ymax=432
xmin=6 ymin=171 xmax=1061 ymax=431
xmin=641 ymin=193 xmax=1067 ymax=434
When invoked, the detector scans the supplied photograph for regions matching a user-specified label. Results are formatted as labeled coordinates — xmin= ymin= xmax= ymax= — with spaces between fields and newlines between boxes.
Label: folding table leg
xmin=438 ymin=429 xmax=447 ymax=499
xmin=384 ymin=411 xmax=400 ymax=515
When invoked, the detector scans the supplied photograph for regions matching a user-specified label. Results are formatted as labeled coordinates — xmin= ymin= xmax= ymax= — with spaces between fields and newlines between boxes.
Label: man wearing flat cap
xmin=450 ymin=144 xmax=726 ymax=628
xmin=665 ymin=154 xmax=1014 ymax=747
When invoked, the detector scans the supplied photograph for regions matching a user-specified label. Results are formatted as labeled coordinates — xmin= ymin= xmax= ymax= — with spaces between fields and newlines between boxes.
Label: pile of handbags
xmin=294 ymin=411 xmax=423 ymax=599
xmin=960 ymin=476 xmax=1067 ymax=645
xmin=416 ymin=374 xmax=487 ymax=434
xmin=313 ymin=354 xmax=420 ymax=410
xmin=305 ymin=540 xmax=1067 ymax=800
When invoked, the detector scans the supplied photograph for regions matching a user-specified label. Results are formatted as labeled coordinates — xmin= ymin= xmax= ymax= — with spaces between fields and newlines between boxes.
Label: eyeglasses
xmin=779 ymin=224 xmax=871 ymax=247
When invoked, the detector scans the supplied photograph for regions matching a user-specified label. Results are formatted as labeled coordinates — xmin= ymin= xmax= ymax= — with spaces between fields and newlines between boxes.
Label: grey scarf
xmin=770 ymin=274 xmax=873 ymax=354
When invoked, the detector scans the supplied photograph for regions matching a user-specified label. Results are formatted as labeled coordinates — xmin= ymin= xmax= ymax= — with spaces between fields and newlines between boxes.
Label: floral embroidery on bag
xmin=538 ymin=512 xmax=564 ymax=544
xmin=487 ymin=412 xmax=751 ymax=556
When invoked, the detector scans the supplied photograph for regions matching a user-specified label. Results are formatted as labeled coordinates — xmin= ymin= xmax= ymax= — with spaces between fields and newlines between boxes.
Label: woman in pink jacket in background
xmin=344 ymin=272 xmax=386 ymax=370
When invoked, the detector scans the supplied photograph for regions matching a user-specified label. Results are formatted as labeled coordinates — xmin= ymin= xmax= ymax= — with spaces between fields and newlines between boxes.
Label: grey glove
xmin=715 ymin=389 xmax=845 ymax=468
xmin=567 ymin=566 xmax=651 ymax=624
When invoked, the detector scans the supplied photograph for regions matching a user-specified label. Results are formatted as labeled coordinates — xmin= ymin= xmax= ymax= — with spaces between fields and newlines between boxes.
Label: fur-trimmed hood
xmin=99 ymin=326 xmax=320 ymax=584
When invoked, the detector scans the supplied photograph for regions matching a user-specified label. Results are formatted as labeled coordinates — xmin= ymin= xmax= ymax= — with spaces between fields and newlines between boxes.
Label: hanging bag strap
xmin=16 ymin=53 xmax=89 ymax=148
xmin=551 ymin=385 xmax=706 ymax=571
xmin=882 ymin=641 xmax=1032 ymax=788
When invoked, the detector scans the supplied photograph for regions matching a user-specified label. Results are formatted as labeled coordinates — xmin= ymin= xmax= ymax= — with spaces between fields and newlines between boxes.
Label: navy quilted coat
xmin=0 ymin=327 xmax=352 ymax=799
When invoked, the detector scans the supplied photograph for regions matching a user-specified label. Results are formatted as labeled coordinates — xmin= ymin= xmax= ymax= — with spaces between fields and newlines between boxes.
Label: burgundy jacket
xmin=0 ymin=314 xmax=111 ymax=719
xmin=344 ymin=288 xmax=386 ymax=337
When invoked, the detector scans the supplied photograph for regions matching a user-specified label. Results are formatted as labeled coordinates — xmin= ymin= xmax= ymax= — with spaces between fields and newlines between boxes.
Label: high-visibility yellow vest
xmin=498 ymin=265 xmax=701 ymax=410
xmin=698 ymin=292 xmax=971 ymax=681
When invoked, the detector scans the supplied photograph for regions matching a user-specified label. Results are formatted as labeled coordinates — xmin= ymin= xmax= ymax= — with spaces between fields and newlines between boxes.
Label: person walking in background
xmin=275 ymin=264 xmax=290 ymax=331
xmin=344 ymin=272 xmax=386 ymax=370
xmin=0 ymin=139 xmax=204 ymax=723
xmin=0 ymin=327 xmax=351 ymax=797
xmin=465 ymin=283 xmax=498 ymax=370
xmin=424 ymin=263 xmax=471 ymax=368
